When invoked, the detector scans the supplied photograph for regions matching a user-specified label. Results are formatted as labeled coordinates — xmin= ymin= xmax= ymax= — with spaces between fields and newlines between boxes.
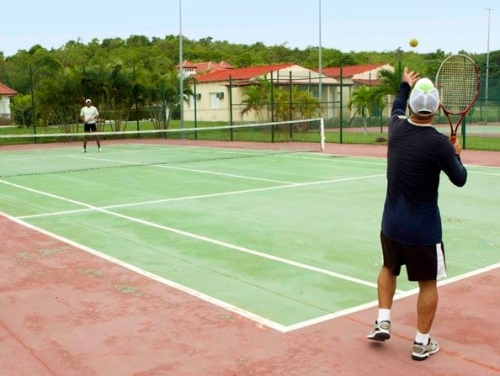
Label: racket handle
xmin=450 ymin=135 xmax=457 ymax=144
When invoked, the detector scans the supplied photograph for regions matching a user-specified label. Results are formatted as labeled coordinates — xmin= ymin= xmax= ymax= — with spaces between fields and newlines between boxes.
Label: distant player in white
xmin=80 ymin=99 xmax=101 ymax=152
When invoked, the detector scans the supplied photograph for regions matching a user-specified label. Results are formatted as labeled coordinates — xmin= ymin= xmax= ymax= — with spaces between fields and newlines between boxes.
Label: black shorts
xmin=380 ymin=232 xmax=446 ymax=281
xmin=84 ymin=123 xmax=97 ymax=132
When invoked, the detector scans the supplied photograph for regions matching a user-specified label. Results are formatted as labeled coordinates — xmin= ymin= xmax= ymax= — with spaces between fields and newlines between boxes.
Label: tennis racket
xmin=86 ymin=115 xmax=95 ymax=124
xmin=435 ymin=54 xmax=480 ymax=144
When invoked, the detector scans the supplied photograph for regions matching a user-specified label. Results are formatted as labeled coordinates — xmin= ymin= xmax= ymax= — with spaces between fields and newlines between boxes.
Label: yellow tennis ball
xmin=409 ymin=38 xmax=419 ymax=48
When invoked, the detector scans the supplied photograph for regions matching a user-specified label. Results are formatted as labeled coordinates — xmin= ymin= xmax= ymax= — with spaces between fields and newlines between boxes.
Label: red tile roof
xmin=319 ymin=64 xmax=387 ymax=78
xmin=195 ymin=61 xmax=228 ymax=73
xmin=352 ymin=78 xmax=381 ymax=86
xmin=196 ymin=63 xmax=296 ymax=83
xmin=0 ymin=82 xmax=18 ymax=96
xmin=218 ymin=61 xmax=234 ymax=69
xmin=176 ymin=60 xmax=235 ymax=74
xmin=179 ymin=60 xmax=197 ymax=69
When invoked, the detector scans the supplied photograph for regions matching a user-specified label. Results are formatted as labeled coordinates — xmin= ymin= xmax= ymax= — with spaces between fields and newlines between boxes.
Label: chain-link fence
xmin=3 ymin=68 xmax=500 ymax=150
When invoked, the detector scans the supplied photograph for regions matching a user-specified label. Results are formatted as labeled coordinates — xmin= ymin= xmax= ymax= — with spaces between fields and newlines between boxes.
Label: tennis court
xmin=1 ymin=127 xmax=500 ymax=375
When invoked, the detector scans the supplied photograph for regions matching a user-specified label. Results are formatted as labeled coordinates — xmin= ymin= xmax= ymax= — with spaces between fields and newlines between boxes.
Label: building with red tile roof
xmin=183 ymin=63 xmax=337 ymax=123
xmin=176 ymin=60 xmax=235 ymax=76
xmin=317 ymin=63 xmax=395 ymax=119
xmin=0 ymin=82 xmax=18 ymax=122
xmin=195 ymin=63 xmax=298 ymax=84
xmin=319 ymin=63 xmax=393 ymax=86
xmin=178 ymin=61 xmax=395 ymax=123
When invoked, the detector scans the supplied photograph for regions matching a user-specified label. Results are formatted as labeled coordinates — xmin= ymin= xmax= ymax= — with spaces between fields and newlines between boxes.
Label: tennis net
xmin=0 ymin=118 xmax=325 ymax=177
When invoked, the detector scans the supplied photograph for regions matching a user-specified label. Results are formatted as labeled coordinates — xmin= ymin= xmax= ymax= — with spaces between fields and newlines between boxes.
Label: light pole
xmin=484 ymin=7 xmax=493 ymax=124
xmin=396 ymin=47 xmax=403 ymax=85
xmin=179 ymin=0 xmax=185 ymax=134
xmin=318 ymin=0 xmax=322 ymax=115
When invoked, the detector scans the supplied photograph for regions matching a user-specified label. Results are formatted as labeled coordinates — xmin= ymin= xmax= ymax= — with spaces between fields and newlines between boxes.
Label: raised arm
xmin=391 ymin=68 xmax=421 ymax=117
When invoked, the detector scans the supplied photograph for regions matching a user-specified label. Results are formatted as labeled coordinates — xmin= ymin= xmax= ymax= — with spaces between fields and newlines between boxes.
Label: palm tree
xmin=348 ymin=86 xmax=386 ymax=134
xmin=293 ymin=89 xmax=320 ymax=120
xmin=377 ymin=68 xmax=400 ymax=96
xmin=241 ymin=77 xmax=319 ymax=123
xmin=240 ymin=77 xmax=272 ymax=122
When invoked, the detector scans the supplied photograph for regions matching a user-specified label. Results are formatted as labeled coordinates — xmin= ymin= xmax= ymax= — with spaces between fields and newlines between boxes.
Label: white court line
xmin=17 ymin=173 xmax=385 ymax=219
xmin=1 ymin=178 xmax=384 ymax=287
xmin=288 ymin=153 xmax=500 ymax=172
xmin=153 ymin=164 xmax=299 ymax=184
xmin=283 ymin=153 xmax=387 ymax=166
xmin=3 ymin=178 xmax=380 ymax=289
xmin=468 ymin=170 xmax=500 ymax=176
xmin=1 ymin=212 xmax=287 ymax=332
xmin=74 ymin=152 xmax=500 ymax=181
xmin=287 ymin=261 xmax=500 ymax=331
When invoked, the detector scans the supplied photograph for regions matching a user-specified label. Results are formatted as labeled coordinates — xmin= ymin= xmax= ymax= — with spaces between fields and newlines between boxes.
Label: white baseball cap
xmin=409 ymin=78 xmax=440 ymax=116
xmin=85 ymin=99 xmax=92 ymax=103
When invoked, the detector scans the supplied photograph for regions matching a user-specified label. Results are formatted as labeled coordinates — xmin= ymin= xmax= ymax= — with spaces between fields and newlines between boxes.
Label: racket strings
xmin=436 ymin=56 xmax=479 ymax=114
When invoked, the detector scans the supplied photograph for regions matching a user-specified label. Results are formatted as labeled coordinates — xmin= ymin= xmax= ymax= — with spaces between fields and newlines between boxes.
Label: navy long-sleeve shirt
xmin=381 ymin=82 xmax=467 ymax=245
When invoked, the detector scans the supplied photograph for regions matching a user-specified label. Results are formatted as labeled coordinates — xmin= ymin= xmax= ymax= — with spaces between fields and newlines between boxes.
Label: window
xmin=209 ymin=93 xmax=221 ymax=109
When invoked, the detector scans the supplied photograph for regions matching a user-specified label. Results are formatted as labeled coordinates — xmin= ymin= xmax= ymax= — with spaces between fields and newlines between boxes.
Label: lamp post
xmin=396 ymin=47 xmax=403 ymax=86
xmin=179 ymin=0 xmax=185 ymax=135
xmin=318 ymin=0 xmax=322 ymax=116
xmin=484 ymin=7 xmax=492 ymax=124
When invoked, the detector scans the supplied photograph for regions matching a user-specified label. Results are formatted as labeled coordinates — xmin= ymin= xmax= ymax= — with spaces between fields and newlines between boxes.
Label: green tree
xmin=348 ymin=86 xmax=386 ymax=134
xmin=147 ymin=67 xmax=192 ymax=129
xmin=241 ymin=77 xmax=319 ymax=123
xmin=240 ymin=77 xmax=272 ymax=122
xmin=377 ymin=68 xmax=400 ymax=96
xmin=2 ymin=32 xmax=498 ymax=129
xmin=10 ymin=94 xmax=33 ymax=127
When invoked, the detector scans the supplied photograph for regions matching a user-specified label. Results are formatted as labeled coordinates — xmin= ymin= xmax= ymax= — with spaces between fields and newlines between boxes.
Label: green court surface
xmin=1 ymin=144 xmax=499 ymax=330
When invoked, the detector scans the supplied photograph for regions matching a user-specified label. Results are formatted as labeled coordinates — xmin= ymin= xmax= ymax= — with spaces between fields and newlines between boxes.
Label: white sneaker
xmin=367 ymin=320 xmax=391 ymax=341
xmin=98 ymin=148 xmax=102 ymax=152
xmin=82 ymin=149 xmax=86 ymax=153
xmin=412 ymin=338 xmax=439 ymax=361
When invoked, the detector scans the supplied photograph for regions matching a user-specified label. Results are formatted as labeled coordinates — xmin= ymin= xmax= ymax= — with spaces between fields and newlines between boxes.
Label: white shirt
xmin=80 ymin=105 xmax=99 ymax=124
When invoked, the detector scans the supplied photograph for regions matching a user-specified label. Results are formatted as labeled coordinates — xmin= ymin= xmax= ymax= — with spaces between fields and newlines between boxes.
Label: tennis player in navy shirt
xmin=367 ymin=67 xmax=467 ymax=361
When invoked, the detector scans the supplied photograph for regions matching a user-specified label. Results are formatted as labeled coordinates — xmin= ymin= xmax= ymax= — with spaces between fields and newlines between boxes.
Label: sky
xmin=1 ymin=0 xmax=498 ymax=58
